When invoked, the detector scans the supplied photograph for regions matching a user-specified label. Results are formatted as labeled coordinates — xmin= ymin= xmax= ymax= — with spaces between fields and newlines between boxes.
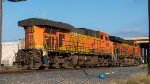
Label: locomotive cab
xmin=99 ymin=32 xmax=113 ymax=56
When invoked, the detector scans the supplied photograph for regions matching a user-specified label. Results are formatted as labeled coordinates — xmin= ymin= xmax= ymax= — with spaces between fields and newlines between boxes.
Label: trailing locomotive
xmin=14 ymin=18 xmax=141 ymax=69
xmin=109 ymin=36 xmax=141 ymax=66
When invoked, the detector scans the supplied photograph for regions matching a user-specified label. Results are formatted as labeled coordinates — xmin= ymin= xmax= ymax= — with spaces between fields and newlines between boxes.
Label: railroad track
xmin=0 ymin=67 xmax=106 ymax=74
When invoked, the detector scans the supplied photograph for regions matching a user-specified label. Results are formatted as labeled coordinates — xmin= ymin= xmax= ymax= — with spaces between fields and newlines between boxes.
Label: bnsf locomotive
xmin=14 ymin=18 xmax=141 ymax=69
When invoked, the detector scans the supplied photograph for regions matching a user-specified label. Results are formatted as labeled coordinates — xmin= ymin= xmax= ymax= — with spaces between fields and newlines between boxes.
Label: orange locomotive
xmin=14 ymin=18 xmax=141 ymax=69
xmin=109 ymin=36 xmax=141 ymax=66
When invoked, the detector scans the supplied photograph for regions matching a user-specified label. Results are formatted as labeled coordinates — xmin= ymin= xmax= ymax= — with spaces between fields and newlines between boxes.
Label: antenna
xmin=42 ymin=10 xmax=46 ymax=19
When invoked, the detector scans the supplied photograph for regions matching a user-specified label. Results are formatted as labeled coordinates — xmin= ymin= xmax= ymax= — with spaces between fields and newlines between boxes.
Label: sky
xmin=2 ymin=0 xmax=148 ymax=42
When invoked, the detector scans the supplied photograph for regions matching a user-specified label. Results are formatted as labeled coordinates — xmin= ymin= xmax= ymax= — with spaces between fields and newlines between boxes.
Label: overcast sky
xmin=2 ymin=0 xmax=148 ymax=41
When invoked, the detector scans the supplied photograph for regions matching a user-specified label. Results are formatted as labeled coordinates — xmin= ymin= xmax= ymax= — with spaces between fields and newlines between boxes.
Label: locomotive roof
xmin=77 ymin=28 xmax=100 ymax=37
xmin=109 ymin=36 xmax=124 ymax=43
xmin=18 ymin=18 xmax=74 ymax=30
xmin=79 ymin=28 xmax=99 ymax=32
xmin=109 ymin=36 xmax=134 ymax=45
xmin=122 ymin=40 xmax=134 ymax=45
xmin=18 ymin=18 xmax=101 ymax=37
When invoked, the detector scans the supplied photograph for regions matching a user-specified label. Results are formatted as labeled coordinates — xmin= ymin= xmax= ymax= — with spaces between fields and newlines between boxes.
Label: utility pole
xmin=0 ymin=0 xmax=2 ymax=66
xmin=0 ymin=0 xmax=27 ymax=66
xmin=148 ymin=0 xmax=150 ymax=75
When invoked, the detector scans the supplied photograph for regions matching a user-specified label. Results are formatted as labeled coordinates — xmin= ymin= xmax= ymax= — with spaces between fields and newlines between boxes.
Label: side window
xmin=45 ymin=36 xmax=50 ymax=48
xmin=51 ymin=29 xmax=57 ymax=34
xmin=100 ymin=35 xmax=103 ymax=40
xmin=59 ymin=34 xmax=63 ymax=47
xmin=45 ymin=28 xmax=51 ymax=33
xmin=62 ymin=34 xmax=65 ymax=40
xmin=52 ymin=37 xmax=54 ymax=49
xmin=45 ymin=27 xmax=57 ymax=34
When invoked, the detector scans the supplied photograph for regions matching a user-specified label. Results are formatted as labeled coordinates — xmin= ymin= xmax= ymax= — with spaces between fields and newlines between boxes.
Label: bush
xmin=111 ymin=73 xmax=150 ymax=84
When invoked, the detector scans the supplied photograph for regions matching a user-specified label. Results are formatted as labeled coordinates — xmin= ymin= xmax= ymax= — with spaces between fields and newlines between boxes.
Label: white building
xmin=1 ymin=42 xmax=19 ymax=66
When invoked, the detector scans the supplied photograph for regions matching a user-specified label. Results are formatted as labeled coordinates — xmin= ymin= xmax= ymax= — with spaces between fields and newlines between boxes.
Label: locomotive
xmin=14 ymin=18 xmax=141 ymax=69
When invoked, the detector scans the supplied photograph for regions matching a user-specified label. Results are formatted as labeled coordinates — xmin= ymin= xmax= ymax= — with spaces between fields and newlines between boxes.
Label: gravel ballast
xmin=0 ymin=66 xmax=147 ymax=84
